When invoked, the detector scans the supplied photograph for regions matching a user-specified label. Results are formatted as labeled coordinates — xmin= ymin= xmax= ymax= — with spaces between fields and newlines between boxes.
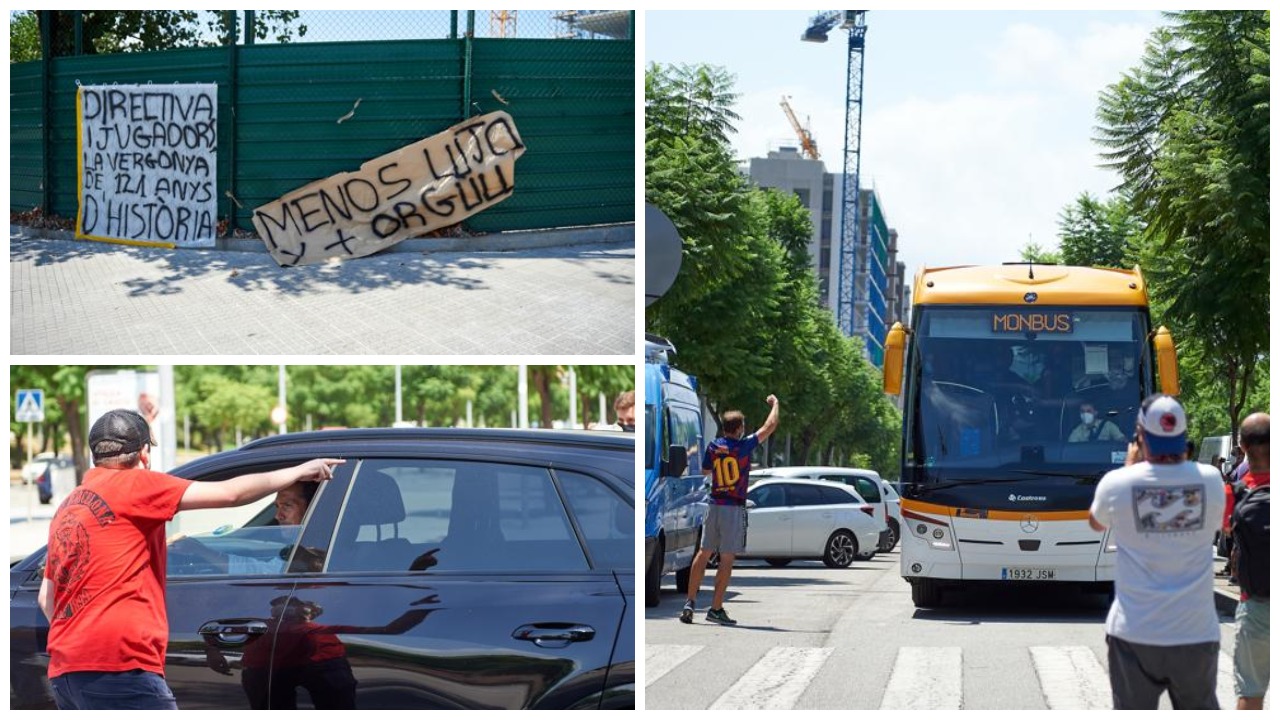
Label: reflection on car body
xmin=10 ymin=429 xmax=635 ymax=710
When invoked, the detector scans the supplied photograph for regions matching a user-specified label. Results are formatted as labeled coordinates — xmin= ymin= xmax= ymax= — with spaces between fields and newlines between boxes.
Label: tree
xmin=40 ymin=10 xmax=307 ymax=56
xmin=646 ymin=61 xmax=902 ymax=474
xmin=10 ymin=11 xmax=40 ymax=62
xmin=1018 ymin=241 xmax=1062 ymax=265
xmin=1056 ymin=192 xmax=1141 ymax=268
xmin=1095 ymin=10 xmax=1269 ymax=443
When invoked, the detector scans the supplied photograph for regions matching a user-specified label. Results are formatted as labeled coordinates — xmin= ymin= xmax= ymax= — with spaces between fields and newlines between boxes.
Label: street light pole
xmin=277 ymin=365 xmax=287 ymax=434
xmin=568 ymin=367 xmax=577 ymax=428
xmin=517 ymin=364 xmax=529 ymax=429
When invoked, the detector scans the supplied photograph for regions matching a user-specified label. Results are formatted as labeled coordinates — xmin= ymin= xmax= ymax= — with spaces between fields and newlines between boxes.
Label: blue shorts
xmin=1234 ymin=597 xmax=1270 ymax=699
xmin=51 ymin=669 xmax=178 ymax=710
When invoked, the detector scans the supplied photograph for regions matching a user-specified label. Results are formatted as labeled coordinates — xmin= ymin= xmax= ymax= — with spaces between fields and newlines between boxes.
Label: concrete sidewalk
xmin=11 ymin=224 xmax=635 ymax=355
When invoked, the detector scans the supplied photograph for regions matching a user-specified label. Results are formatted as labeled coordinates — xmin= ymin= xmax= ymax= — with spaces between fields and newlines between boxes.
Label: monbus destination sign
xmin=991 ymin=311 xmax=1074 ymax=334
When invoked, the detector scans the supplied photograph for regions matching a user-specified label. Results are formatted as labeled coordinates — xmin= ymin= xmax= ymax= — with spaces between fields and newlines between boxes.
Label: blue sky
xmin=646 ymin=10 xmax=1170 ymax=282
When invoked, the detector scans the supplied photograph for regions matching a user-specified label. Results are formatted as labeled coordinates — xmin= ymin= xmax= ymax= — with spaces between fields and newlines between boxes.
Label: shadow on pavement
xmin=11 ymin=236 xmax=501 ymax=297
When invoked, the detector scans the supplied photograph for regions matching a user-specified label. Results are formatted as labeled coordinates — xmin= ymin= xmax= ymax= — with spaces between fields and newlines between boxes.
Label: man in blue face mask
xmin=1069 ymin=402 xmax=1126 ymax=443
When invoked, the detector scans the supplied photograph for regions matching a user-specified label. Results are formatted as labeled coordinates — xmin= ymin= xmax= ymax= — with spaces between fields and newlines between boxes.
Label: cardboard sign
xmin=76 ymin=84 xmax=219 ymax=248
xmin=252 ymin=111 xmax=526 ymax=266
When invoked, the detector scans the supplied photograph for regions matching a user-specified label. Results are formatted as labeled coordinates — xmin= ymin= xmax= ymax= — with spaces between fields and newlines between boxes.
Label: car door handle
xmin=512 ymin=623 xmax=595 ymax=648
xmin=198 ymin=620 xmax=268 ymax=646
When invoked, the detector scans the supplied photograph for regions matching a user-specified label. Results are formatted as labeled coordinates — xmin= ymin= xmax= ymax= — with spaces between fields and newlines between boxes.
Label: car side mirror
xmin=745 ymin=499 xmax=757 ymax=509
xmin=665 ymin=445 xmax=688 ymax=478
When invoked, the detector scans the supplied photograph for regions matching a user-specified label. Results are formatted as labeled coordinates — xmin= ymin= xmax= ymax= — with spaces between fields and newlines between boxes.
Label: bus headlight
xmin=906 ymin=512 xmax=954 ymax=551
xmin=929 ymin=525 xmax=955 ymax=551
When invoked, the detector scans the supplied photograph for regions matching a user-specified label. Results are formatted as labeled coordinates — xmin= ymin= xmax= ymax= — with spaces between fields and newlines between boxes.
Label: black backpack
xmin=1232 ymin=485 xmax=1270 ymax=599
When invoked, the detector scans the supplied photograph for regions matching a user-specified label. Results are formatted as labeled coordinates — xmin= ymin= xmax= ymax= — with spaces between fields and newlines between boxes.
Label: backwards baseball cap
xmin=1137 ymin=394 xmax=1187 ymax=457
xmin=89 ymin=409 xmax=154 ymax=458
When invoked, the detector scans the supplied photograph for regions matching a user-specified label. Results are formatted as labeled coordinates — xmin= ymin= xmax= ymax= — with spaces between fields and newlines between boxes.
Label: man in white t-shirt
xmin=1089 ymin=394 xmax=1226 ymax=709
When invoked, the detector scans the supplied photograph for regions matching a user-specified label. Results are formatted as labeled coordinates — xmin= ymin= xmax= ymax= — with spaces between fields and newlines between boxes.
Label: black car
xmin=10 ymin=429 xmax=635 ymax=710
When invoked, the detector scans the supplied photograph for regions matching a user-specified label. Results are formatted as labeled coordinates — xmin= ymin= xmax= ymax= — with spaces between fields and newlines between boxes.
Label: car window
xmin=816 ymin=485 xmax=854 ymax=505
xmin=667 ymin=403 xmax=703 ymax=475
xmin=167 ymin=464 xmax=326 ymax=578
xmin=854 ymin=477 xmax=881 ymax=503
xmin=557 ymin=470 xmax=632 ymax=570
xmin=645 ymin=403 xmax=657 ymax=470
xmin=327 ymin=459 xmax=589 ymax=573
xmin=784 ymin=483 xmax=825 ymax=507
xmin=749 ymin=484 xmax=786 ymax=508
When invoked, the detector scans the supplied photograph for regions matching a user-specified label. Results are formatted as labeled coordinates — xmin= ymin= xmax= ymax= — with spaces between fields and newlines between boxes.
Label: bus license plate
xmin=1002 ymin=567 xmax=1055 ymax=581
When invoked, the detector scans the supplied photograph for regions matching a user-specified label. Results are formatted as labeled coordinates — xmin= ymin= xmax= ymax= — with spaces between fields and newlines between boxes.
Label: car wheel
xmin=645 ymin=539 xmax=662 ymax=607
xmin=822 ymin=530 xmax=857 ymax=568
xmin=911 ymin=578 xmax=942 ymax=608
xmin=878 ymin=519 xmax=899 ymax=552
xmin=765 ymin=558 xmax=792 ymax=568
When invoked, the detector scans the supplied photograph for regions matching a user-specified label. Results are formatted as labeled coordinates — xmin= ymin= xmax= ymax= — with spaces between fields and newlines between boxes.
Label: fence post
xmin=462 ymin=11 xmax=475 ymax=120
xmin=73 ymin=11 xmax=83 ymax=55
xmin=39 ymin=11 xmax=54 ymax=215
xmin=450 ymin=10 xmax=458 ymax=40
xmin=225 ymin=11 xmax=240 ymax=235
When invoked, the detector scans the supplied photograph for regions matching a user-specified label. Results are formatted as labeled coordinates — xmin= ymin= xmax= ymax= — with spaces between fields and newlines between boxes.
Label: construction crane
xmin=780 ymin=96 xmax=820 ymax=160
xmin=802 ymin=10 xmax=867 ymax=340
xmin=490 ymin=10 xmax=517 ymax=38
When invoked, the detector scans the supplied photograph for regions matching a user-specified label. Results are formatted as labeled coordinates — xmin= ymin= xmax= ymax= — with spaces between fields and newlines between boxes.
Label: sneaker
xmin=679 ymin=600 xmax=694 ymax=624
xmin=705 ymin=607 xmax=738 ymax=625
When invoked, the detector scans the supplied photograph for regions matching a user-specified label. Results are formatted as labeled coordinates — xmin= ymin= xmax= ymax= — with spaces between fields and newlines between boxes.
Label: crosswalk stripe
xmin=645 ymin=644 xmax=704 ymax=687
xmin=1030 ymin=645 xmax=1111 ymax=709
xmin=879 ymin=646 xmax=963 ymax=710
xmin=646 ymin=642 xmax=1258 ymax=709
xmin=708 ymin=646 xmax=833 ymax=710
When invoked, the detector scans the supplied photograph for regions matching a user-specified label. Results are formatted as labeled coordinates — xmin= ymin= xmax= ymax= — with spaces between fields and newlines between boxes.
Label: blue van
xmin=644 ymin=335 xmax=708 ymax=607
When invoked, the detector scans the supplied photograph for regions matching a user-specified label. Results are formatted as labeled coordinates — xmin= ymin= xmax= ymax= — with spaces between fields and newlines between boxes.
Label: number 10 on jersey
xmin=712 ymin=455 xmax=740 ymax=489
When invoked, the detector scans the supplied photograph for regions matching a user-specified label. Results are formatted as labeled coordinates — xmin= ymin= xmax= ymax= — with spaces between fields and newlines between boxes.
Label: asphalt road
xmin=644 ymin=550 xmax=1257 ymax=710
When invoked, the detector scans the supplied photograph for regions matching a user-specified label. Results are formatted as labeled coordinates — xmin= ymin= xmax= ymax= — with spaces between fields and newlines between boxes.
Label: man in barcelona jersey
xmin=681 ymin=395 xmax=780 ymax=625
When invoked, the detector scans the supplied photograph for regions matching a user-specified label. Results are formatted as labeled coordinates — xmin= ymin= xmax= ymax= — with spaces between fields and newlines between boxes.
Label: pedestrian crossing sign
xmin=15 ymin=389 xmax=44 ymax=422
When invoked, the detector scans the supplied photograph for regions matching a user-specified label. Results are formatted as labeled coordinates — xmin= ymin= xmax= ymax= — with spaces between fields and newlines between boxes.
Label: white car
xmin=752 ymin=466 xmax=899 ymax=552
xmin=20 ymin=452 xmax=64 ymax=484
xmin=740 ymin=478 xmax=884 ymax=568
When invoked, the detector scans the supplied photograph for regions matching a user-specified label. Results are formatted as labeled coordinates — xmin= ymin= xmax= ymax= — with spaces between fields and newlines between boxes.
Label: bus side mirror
xmin=883 ymin=322 xmax=907 ymax=395
xmin=1154 ymin=326 xmax=1180 ymax=396
xmin=664 ymin=445 xmax=688 ymax=478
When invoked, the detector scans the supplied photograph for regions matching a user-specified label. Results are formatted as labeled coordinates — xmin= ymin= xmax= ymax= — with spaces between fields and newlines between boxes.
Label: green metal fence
xmin=9 ymin=10 xmax=635 ymax=235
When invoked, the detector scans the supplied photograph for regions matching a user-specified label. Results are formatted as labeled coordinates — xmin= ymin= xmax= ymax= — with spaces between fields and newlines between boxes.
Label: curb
xmin=1214 ymin=587 xmax=1239 ymax=616
xmin=10 ymin=222 xmax=635 ymax=256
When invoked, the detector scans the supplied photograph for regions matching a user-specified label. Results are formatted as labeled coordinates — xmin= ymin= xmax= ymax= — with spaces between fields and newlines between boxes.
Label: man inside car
xmin=38 ymin=408 xmax=343 ymax=710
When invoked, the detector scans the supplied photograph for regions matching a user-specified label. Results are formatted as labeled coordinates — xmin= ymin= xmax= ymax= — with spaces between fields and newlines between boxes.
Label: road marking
xmin=1217 ymin=650 xmax=1237 ymax=709
xmin=709 ymin=646 xmax=833 ymax=710
xmin=1030 ymin=645 xmax=1111 ymax=709
xmin=880 ymin=646 xmax=962 ymax=710
xmin=645 ymin=644 xmax=704 ymax=687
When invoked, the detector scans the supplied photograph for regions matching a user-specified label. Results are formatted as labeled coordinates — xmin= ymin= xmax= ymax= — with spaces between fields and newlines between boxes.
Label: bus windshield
xmin=907 ymin=306 xmax=1150 ymax=478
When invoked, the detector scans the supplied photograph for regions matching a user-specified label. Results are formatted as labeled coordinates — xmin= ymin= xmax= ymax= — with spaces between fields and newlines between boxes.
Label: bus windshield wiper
xmin=926 ymin=469 xmax=1104 ymax=492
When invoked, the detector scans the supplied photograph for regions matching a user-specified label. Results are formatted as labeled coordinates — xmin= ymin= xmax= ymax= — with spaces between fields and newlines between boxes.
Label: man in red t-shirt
xmin=38 ymin=409 xmax=342 ymax=710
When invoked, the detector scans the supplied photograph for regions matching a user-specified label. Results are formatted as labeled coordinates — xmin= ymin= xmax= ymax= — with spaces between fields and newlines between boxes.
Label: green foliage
xmin=10 ymin=11 xmax=39 ymax=62
xmin=1095 ymin=10 xmax=1269 ymax=442
xmin=1018 ymin=241 xmax=1061 ymax=265
xmin=1056 ymin=192 xmax=1141 ymax=268
xmin=12 ymin=365 xmax=628 ymax=468
xmin=645 ymin=62 xmax=901 ymax=474
xmin=41 ymin=10 xmax=306 ymax=55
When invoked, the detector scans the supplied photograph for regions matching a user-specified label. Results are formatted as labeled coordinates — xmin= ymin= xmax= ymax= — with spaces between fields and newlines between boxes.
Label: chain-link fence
xmin=10 ymin=9 xmax=634 ymax=236
xmin=14 ymin=10 xmax=631 ymax=59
